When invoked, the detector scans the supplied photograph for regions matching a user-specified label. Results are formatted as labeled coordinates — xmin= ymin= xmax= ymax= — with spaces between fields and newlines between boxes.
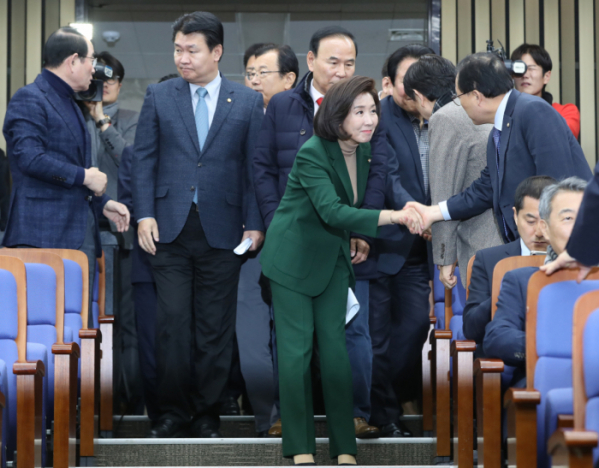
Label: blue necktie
xmin=493 ymin=128 xmax=510 ymax=239
xmin=193 ymin=87 xmax=209 ymax=205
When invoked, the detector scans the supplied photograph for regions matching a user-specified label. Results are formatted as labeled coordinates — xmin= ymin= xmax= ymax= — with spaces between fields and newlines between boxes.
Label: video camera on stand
xmin=486 ymin=39 xmax=527 ymax=75
xmin=75 ymin=64 xmax=114 ymax=102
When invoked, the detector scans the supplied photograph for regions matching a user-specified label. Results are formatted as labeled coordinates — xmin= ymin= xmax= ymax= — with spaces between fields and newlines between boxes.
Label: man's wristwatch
xmin=96 ymin=115 xmax=111 ymax=128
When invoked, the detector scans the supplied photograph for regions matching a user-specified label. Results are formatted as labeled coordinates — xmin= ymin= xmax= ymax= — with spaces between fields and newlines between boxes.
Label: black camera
xmin=74 ymin=64 xmax=114 ymax=102
xmin=486 ymin=40 xmax=527 ymax=75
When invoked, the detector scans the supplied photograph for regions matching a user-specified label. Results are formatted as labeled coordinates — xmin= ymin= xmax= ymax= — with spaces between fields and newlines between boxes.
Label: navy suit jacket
xmin=463 ymin=240 xmax=521 ymax=344
xmin=483 ymin=266 xmax=538 ymax=387
xmin=2 ymin=73 xmax=107 ymax=255
xmin=447 ymin=90 xmax=592 ymax=243
xmin=375 ymin=96 xmax=430 ymax=276
xmin=568 ymin=161 xmax=599 ymax=265
xmin=132 ymin=75 xmax=265 ymax=248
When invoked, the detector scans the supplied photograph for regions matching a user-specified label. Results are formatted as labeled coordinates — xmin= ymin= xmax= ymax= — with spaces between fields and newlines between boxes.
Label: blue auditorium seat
xmin=583 ymin=310 xmax=599 ymax=465
xmin=91 ymin=260 xmax=100 ymax=329
xmin=0 ymin=358 xmax=8 ymax=468
xmin=448 ymin=266 xmax=466 ymax=340
xmin=63 ymin=259 xmax=83 ymax=351
xmin=433 ymin=268 xmax=446 ymax=329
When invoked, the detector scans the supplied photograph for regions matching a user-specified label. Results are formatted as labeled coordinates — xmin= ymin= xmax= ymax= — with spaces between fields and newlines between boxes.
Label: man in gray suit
xmin=132 ymin=11 xmax=264 ymax=438
xmin=404 ymin=55 xmax=503 ymax=288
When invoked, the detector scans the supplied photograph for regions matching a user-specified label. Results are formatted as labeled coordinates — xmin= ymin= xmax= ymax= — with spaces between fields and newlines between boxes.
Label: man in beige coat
xmin=404 ymin=55 xmax=503 ymax=288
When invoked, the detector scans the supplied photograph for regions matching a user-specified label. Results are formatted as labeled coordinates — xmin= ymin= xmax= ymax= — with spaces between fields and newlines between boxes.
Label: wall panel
xmin=60 ymin=0 xmax=75 ymax=27
xmin=441 ymin=0 xmax=457 ymax=63
xmin=10 ymin=0 xmax=26 ymax=96
xmin=456 ymin=0 xmax=471 ymax=61
xmin=509 ymin=0 xmax=524 ymax=53
xmin=543 ymin=0 xmax=560 ymax=102
xmin=524 ymin=0 xmax=539 ymax=43
xmin=474 ymin=0 xmax=491 ymax=52
xmin=0 ymin=0 xmax=7 ymax=150
xmin=560 ymin=0 xmax=576 ymax=105
xmin=26 ymin=0 xmax=43 ymax=84
xmin=491 ymin=0 xmax=506 ymax=48
xmin=579 ymin=0 xmax=596 ymax=167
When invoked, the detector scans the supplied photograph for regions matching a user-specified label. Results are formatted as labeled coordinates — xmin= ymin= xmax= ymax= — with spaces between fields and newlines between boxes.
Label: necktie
xmin=193 ymin=87 xmax=209 ymax=205
xmin=316 ymin=97 xmax=323 ymax=106
xmin=493 ymin=127 xmax=510 ymax=239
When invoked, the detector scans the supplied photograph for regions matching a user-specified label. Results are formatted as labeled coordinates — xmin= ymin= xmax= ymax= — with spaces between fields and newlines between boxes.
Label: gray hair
xmin=539 ymin=176 xmax=588 ymax=221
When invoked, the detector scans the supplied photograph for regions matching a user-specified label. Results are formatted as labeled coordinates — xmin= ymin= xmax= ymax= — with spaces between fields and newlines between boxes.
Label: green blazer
xmin=260 ymin=135 xmax=381 ymax=297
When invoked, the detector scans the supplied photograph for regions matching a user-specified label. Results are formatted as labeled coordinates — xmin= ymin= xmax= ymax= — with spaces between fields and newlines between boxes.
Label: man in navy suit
xmin=463 ymin=176 xmax=555 ymax=344
xmin=2 ymin=27 xmax=129 ymax=302
xmin=368 ymin=45 xmax=435 ymax=438
xmin=132 ymin=12 xmax=264 ymax=438
xmin=483 ymin=177 xmax=588 ymax=388
xmin=406 ymin=52 xmax=591 ymax=243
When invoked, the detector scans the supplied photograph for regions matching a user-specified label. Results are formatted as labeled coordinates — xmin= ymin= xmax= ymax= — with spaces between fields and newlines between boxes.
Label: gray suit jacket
xmin=429 ymin=102 xmax=503 ymax=286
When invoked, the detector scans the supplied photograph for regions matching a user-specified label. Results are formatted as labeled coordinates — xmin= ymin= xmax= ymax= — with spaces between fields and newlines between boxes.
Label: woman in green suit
xmin=260 ymin=76 xmax=421 ymax=465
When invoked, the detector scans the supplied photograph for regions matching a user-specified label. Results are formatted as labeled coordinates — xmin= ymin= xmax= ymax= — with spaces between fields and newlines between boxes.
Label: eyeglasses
xmin=451 ymin=90 xmax=470 ymax=105
xmin=245 ymin=70 xmax=281 ymax=80
xmin=105 ymin=77 xmax=121 ymax=86
xmin=81 ymin=55 xmax=97 ymax=67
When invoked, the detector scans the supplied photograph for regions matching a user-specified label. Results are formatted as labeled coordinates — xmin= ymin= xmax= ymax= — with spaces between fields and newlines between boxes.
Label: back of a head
xmin=539 ymin=177 xmax=588 ymax=221
xmin=403 ymin=54 xmax=456 ymax=101
xmin=43 ymin=27 xmax=88 ymax=69
xmin=254 ymin=44 xmax=300 ymax=87
xmin=96 ymin=51 xmax=125 ymax=81
xmin=456 ymin=52 xmax=514 ymax=98
xmin=510 ymin=43 xmax=552 ymax=74
xmin=244 ymin=42 xmax=272 ymax=68
xmin=514 ymin=175 xmax=557 ymax=212
xmin=172 ymin=11 xmax=224 ymax=53
xmin=309 ymin=26 xmax=358 ymax=57
xmin=386 ymin=44 xmax=435 ymax=82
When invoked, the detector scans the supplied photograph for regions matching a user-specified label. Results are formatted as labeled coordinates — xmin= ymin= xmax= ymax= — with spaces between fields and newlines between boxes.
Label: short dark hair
xmin=43 ymin=27 xmax=88 ymax=69
xmin=254 ymin=44 xmax=300 ymax=87
xmin=314 ymin=76 xmax=379 ymax=141
xmin=514 ymin=175 xmax=557 ymax=212
xmin=404 ymin=54 xmax=456 ymax=101
xmin=386 ymin=44 xmax=435 ymax=82
xmin=309 ymin=26 xmax=358 ymax=58
xmin=159 ymin=73 xmax=179 ymax=83
xmin=96 ymin=51 xmax=125 ymax=82
xmin=381 ymin=57 xmax=390 ymax=79
xmin=244 ymin=43 xmax=271 ymax=68
xmin=510 ymin=43 xmax=552 ymax=74
xmin=456 ymin=52 xmax=514 ymax=98
xmin=172 ymin=11 xmax=224 ymax=57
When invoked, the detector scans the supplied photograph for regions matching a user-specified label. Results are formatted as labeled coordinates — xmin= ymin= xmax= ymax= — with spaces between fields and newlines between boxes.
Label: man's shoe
xmin=354 ymin=417 xmax=380 ymax=439
xmin=193 ymin=422 xmax=222 ymax=438
xmin=397 ymin=420 xmax=413 ymax=437
xmin=268 ymin=418 xmax=282 ymax=437
xmin=257 ymin=430 xmax=269 ymax=437
xmin=380 ymin=422 xmax=412 ymax=438
xmin=147 ymin=419 xmax=188 ymax=438
xmin=219 ymin=396 xmax=240 ymax=415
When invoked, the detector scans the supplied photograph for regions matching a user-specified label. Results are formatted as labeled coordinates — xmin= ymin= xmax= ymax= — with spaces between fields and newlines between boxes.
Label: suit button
xmin=300 ymin=129 xmax=306 ymax=135
xmin=190 ymin=186 xmax=195 ymax=191
xmin=198 ymin=163 xmax=202 ymax=167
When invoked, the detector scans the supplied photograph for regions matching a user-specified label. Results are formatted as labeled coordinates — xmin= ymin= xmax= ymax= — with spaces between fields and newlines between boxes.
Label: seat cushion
xmin=0 ymin=358 xmax=7 ymax=468
xmin=63 ymin=259 xmax=83 ymax=316
xmin=449 ymin=315 xmax=465 ymax=341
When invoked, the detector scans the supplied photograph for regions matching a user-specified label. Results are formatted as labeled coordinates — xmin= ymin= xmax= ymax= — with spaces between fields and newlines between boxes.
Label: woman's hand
xmin=391 ymin=207 xmax=424 ymax=234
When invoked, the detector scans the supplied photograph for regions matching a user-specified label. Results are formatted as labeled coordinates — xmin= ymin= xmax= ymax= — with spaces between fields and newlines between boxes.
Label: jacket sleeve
xmin=482 ymin=271 xmax=527 ymax=366
xmin=384 ymin=141 xmax=415 ymax=210
xmin=253 ymin=97 xmax=282 ymax=229
xmin=360 ymin=122 xmax=388 ymax=210
xmin=243 ymin=92 xmax=265 ymax=232
xmin=131 ymin=85 xmax=160 ymax=221
xmin=462 ymin=253 xmax=492 ymax=343
xmin=446 ymin=162 xmax=494 ymax=220
xmin=295 ymin=145 xmax=381 ymax=237
xmin=98 ymin=110 xmax=139 ymax=166
xmin=3 ymin=87 xmax=84 ymax=188
xmin=117 ymin=146 xmax=134 ymax=221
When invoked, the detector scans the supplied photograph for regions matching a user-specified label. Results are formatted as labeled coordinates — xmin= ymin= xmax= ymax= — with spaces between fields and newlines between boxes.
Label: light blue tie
xmin=193 ymin=87 xmax=209 ymax=205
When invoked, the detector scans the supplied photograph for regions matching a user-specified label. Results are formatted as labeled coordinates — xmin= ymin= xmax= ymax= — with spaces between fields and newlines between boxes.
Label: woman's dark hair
xmin=309 ymin=26 xmax=358 ymax=57
xmin=43 ymin=27 xmax=88 ymax=69
xmin=254 ymin=44 xmax=300 ymax=87
xmin=172 ymin=11 xmax=224 ymax=57
xmin=314 ymin=76 xmax=380 ymax=141
xmin=386 ymin=44 xmax=435 ymax=83
xmin=96 ymin=51 xmax=125 ymax=82
xmin=514 ymin=175 xmax=556 ymax=213
xmin=403 ymin=54 xmax=456 ymax=101
xmin=456 ymin=52 xmax=514 ymax=98
xmin=510 ymin=43 xmax=552 ymax=73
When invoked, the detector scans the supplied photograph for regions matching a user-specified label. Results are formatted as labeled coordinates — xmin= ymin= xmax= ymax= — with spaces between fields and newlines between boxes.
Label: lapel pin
xmin=300 ymin=129 xmax=306 ymax=135
xmin=227 ymin=98 xmax=232 ymax=103
xmin=507 ymin=123 xmax=510 ymax=128
xmin=368 ymin=159 xmax=371 ymax=163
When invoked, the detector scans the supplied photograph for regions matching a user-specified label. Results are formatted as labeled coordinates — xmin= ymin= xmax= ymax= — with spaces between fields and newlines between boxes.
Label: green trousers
xmin=271 ymin=256 xmax=357 ymax=459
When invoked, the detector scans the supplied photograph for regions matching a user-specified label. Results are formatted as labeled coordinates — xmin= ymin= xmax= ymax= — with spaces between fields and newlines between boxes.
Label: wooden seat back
xmin=491 ymin=255 xmax=545 ymax=319
xmin=466 ymin=255 xmax=475 ymax=300
xmin=525 ymin=268 xmax=599 ymax=389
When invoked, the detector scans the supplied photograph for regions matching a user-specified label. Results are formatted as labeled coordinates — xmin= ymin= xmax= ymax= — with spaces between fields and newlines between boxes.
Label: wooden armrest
xmin=451 ymin=340 xmax=477 ymax=355
xmin=0 ymin=390 xmax=5 ymax=409
xmin=557 ymin=414 xmax=575 ymax=429
xmin=451 ymin=340 xmax=476 ymax=466
xmin=474 ymin=358 xmax=504 ymax=468
xmin=99 ymin=316 xmax=115 ymax=433
xmin=504 ymin=388 xmax=541 ymax=467
xmin=80 ymin=329 xmax=102 ymax=457
xmin=13 ymin=360 xmax=45 ymax=376
xmin=504 ymin=387 xmax=542 ymax=408
xmin=548 ymin=429 xmax=598 ymax=468
xmin=474 ymin=358 xmax=504 ymax=375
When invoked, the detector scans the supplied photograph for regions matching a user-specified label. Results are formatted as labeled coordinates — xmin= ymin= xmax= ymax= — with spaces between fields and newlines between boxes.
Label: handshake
xmin=389 ymin=201 xmax=442 ymax=240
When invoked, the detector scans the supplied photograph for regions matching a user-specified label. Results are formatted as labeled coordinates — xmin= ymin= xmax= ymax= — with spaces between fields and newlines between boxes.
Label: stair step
xmin=110 ymin=416 xmax=424 ymax=439
xmin=94 ymin=437 xmax=438 ymax=466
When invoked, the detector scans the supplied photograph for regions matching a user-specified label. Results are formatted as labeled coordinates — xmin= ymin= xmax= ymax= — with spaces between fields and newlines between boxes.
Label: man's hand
xmin=540 ymin=250 xmax=592 ymax=283
xmin=84 ymin=101 xmax=105 ymax=122
xmin=439 ymin=263 xmax=457 ymax=289
xmin=84 ymin=168 xmax=108 ymax=196
xmin=103 ymin=200 xmax=130 ymax=233
xmin=403 ymin=202 xmax=444 ymax=233
xmin=391 ymin=207 xmax=424 ymax=234
xmin=242 ymin=230 xmax=265 ymax=252
xmin=422 ymin=228 xmax=432 ymax=242
xmin=138 ymin=218 xmax=159 ymax=255
xmin=350 ymin=238 xmax=370 ymax=265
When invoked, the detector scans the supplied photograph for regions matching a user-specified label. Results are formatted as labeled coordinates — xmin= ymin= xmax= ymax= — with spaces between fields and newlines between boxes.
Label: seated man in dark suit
xmin=405 ymin=52 xmax=591 ymax=244
xmin=463 ymin=175 xmax=555 ymax=344
xmin=483 ymin=177 xmax=588 ymax=387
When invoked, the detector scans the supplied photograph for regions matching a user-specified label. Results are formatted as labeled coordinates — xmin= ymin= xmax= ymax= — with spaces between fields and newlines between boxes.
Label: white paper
xmin=346 ymin=287 xmax=360 ymax=325
xmin=234 ymin=238 xmax=253 ymax=255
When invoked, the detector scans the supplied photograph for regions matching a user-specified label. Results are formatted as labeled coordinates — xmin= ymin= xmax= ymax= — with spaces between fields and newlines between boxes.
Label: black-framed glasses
xmin=245 ymin=70 xmax=281 ymax=80
xmin=451 ymin=90 xmax=470 ymax=105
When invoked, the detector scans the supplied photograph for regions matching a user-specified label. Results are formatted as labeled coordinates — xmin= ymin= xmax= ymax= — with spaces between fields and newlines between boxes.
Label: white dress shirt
xmin=310 ymin=79 xmax=325 ymax=117
xmin=438 ymin=90 xmax=513 ymax=221
xmin=520 ymin=238 xmax=531 ymax=256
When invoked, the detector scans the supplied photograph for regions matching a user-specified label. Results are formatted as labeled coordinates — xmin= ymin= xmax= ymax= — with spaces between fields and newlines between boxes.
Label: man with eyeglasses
xmin=405 ymin=52 xmax=591 ymax=244
xmin=2 ymin=27 xmax=130 ymax=314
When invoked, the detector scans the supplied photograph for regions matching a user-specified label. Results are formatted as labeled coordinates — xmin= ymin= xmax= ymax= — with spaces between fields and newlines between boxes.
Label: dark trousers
xmin=149 ymin=207 xmax=242 ymax=424
xmin=369 ymin=263 xmax=430 ymax=427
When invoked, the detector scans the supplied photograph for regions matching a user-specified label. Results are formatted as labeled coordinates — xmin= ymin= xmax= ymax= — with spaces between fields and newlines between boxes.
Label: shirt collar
xmin=494 ymin=89 xmax=512 ymax=131
xmin=310 ymin=79 xmax=324 ymax=106
xmin=520 ymin=237 xmax=531 ymax=256
xmin=189 ymin=72 xmax=222 ymax=99
xmin=42 ymin=69 xmax=75 ymax=99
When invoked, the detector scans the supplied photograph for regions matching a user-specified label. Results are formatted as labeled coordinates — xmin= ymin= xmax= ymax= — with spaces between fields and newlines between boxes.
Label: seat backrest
xmin=525 ymin=267 xmax=599 ymax=389
xmin=0 ymin=257 xmax=28 ymax=362
xmin=466 ymin=255 xmax=475 ymax=300
xmin=443 ymin=266 xmax=467 ymax=332
xmin=491 ymin=255 xmax=545 ymax=319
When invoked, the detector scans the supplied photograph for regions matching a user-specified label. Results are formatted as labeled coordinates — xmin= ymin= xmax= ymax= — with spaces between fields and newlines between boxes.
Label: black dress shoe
xmin=193 ymin=422 xmax=222 ymax=438
xmin=147 ymin=419 xmax=188 ymax=438
xmin=219 ymin=396 xmax=240 ymax=415
xmin=257 ymin=430 xmax=269 ymax=437
xmin=380 ymin=422 xmax=412 ymax=438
